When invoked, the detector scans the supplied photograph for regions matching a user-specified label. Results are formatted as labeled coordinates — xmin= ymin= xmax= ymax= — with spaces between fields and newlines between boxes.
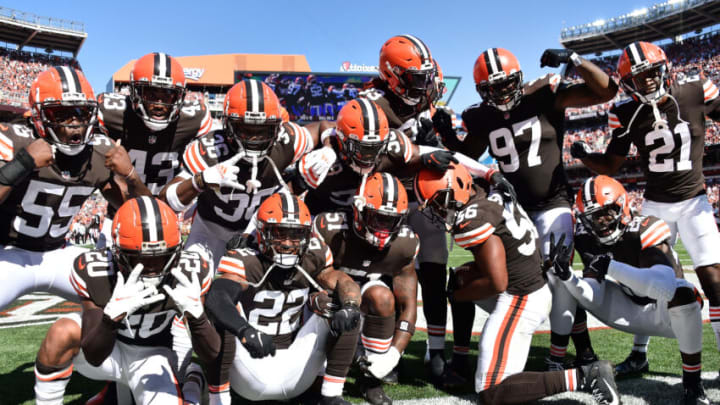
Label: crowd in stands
xmin=0 ymin=48 xmax=79 ymax=108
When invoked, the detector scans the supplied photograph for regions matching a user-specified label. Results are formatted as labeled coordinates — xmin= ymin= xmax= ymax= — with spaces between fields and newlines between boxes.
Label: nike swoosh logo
xmin=458 ymin=222 xmax=471 ymax=230
xmin=602 ymin=378 xmax=620 ymax=405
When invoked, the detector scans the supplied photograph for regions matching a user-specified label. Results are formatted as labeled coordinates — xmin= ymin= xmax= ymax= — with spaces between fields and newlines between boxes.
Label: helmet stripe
xmin=67 ymin=67 xmax=81 ymax=94
xmin=154 ymin=52 xmax=168 ymax=78
xmin=55 ymin=67 xmax=73 ymax=93
xmin=164 ymin=53 xmax=172 ymax=79
xmin=136 ymin=196 xmax=163 ymax=242
xmin=401 ymin=34 xmax=431 ymax=62
xmin=583 ymin=178 xmax=596 ymax=208
xmin=484 ymin=48 xmax=501 ymax=75
xmin=381 ymin=172 xmax=396 ymax=207
xmin=357 ymin=98 xmax=378 ymax=136
xmin=280 ymin=192 xmax=297 ymax=221
xmin=627 ymin=43 xmax=645 ymax=66
xmin=246 ymin=80 xmax=264 ymax=114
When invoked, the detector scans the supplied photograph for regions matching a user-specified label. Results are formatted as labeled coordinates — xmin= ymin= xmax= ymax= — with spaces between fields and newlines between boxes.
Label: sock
xmin=451 ymin=346 xmax=470 ymax=372
xmin=34 ymin=359 xmax=73 ymax=405
xmin=208 ymin=388 xmax=231 ymax=405
xmin=549 ymin=332 xmax=569 ymax=362
xmin=362 ymin=314 xmax=395 ymax=354
xmin=681 ymin=355 xmax=702 ymax=387
xmin=479 ymin=371 xmax=568 ymax=404
xmin=182 ymin=363 xmax=205 ymax=405
xmin=417 ymin=262 xmax=448 ymax=350
xmin=450 ymin=298 xmax=475 ymax=352
xmin=206 ymin=327 xmax=235 ymax=405
xmin=326 ymin=321 xmax=359 ymax=380
xmin=563 ymin=369 xmax=580 ymax=392
xmin=426 ymin=325 xmax=447 ymax=350
xmin=632 ymin=335 xmax=651 ymax=353
xmin=321 ymin=374 xmax=346 ymax=397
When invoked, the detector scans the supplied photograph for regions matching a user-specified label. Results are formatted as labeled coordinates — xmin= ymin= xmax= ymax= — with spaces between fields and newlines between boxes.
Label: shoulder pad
xmin=312 ymin=212 xmax=348 ymax=242
xmin=70 ymin=250 xmax=112 ymax=299
xmin=217 ymin=248 xmax=262 ymax=280
xmin=452 ymin=199 xmax=498 ymax=249
xmin=182 ymin=133 xmax=227 ymax=174
xmin=630 ymin=216 xmax=672 ymax=250
xmin=524 ymin=73 xmax=561 ymax=95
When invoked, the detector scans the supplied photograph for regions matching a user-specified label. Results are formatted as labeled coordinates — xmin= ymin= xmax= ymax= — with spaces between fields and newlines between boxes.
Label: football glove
xmin=331 ymin=302 xmax=361 ymax=334
xmin=163 ymin=267 xmax=204 ymax=319
xmin=201 ymin=153 xmax=245 ymax=191
xmin=583 ymin=253 xmax=612 ymax=283
xmin=297 ymin=146 xmax=336 ymax=189
xmin=432 ymin=108 xmax=456 ymax=145
xmin=540 ymin=49 xmax=572 ymax=68
xmin=307 ymin=291 xmax=338 ymax=319
xmin=489 ymin=171 xmax=518 ymax=204
xmin=366 ymin=347 xmax=401 ymax=379
xmin=546 ymin=233 xmax=574 ymax=281
xmin=420 ymin=150 xmax=458 ymax=172
xmin=570 ymin=141 xmax=593 ymax=159
xmin=415 ymin=118 xmax=440 ymax=147
xmin=239 ymin=325 xmax=276 ymax=358
xmin=104 ymin=264 xmax=165 ymax=321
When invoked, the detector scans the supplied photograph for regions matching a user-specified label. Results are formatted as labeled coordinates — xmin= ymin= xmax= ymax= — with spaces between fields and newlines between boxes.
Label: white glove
xmin=201 ymin=153 xmax=245 ymax=191
xmin=366 ymin=346 xmax=401 ymax=379
xmin=104 ymin=264 xmax=166 ymax=320
xmin=298 ymin=146 xmax=336 ymax=189
xmin=162 ymin=267 xmax=204 ymax=319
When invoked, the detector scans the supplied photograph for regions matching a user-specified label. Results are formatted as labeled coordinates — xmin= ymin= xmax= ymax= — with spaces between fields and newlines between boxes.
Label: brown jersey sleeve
xmin=181 ymin=133 xmax=222 ymax=174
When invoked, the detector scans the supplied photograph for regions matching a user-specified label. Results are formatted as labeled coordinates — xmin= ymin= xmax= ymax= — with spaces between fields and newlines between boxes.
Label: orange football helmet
xmin=379 ymin=35 xmax=436 ymax=105
xmin=353 ymin=172 xmax=408 ymax=249
xmin=224 ymin=79 xmax=282 ymax=160
xmin=336 ymin=98 xmax=391 ymax=174
xmin=575 ymin=175 xmax=632 ymax=245
xmin=111 ymin=197 xmax=182 ymax=287
xmin=617 ymin=41 xmax=670 ymax=104
xmin=473 ymin=48 xmax=523 ymax=111
xmin=256 ymin=192 xmax=313 ymax=268
xmin=30 ymin=67 xmax=97 ymax=156
xmin=428 ymin=59 xmax=447 ymax=105
xmin=414 ymin=163 xmax=473 ymax=230
xmin=130 ymin=52 xmax=187 ymax=131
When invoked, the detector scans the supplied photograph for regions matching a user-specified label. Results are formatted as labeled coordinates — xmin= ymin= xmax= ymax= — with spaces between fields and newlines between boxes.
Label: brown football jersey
xmin=360 ymin=80 xmax=434 ymax=140
xmin=303 ymin=131 xmax=413 ymax=215
xmin=0 ymin=125 xmax=114 ymax=251
xmin=97 ymin=92 xmax=212 ymax=196
xmin=216 ymin=237 xmax=333 ymax=349
xmin=69 ymin=249 xmax=212 ymax=347
xmin=182 ymin=122 xmax=311 ymax=230
xmin=606 ymin=76 xmax=720 ymax=202
xmin=574 ymin=215 xmax=678 ymax=305
xmin=312 ymin=211 xmax=418 ymax=284
xmin=456 ymin=74 xmax=570 ymax=211
xmin=452 ymin=188 xmax=545 ymax=296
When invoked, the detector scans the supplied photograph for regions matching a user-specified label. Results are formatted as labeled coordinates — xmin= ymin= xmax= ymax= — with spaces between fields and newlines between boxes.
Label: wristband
xmin=395 ymin=319 xmax=415 ymax=336
xmin=570 ymin=52 xmax=582 ymax=67
xmin=191 ymin=173 xmax=203 ymax=192
xmin=166 ymin=182 xmax=191 ymax=212
xmin=124 ymin=166 xmax=136 ymax=180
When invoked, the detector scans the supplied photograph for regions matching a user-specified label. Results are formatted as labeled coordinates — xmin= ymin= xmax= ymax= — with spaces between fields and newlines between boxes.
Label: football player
xmin=159 ymin=79 xmax=323 ymax=269
xmin=313 ymin=172 xmax=418 ymax=405
xmin=0 ymin=67 xmax=149 ymax=313
xmin=204 ymin=192 xmax=362 ymax=405
xmin=361 ymin=36 xmax=518 ymax=382
xmin=414 ymin=164 xmax=620 ymax=405
xmin=547 ymin=175 xmax=707 ymax=404
xmin=33 ymin=197 xmax=216 ymax=405
xmin=572 ymin=41 xmax=720 ymax=376
xmin=96 ymin=52 xmax=212 ymax=247
xmin=436 ymin=47 xmax=618 ymax=372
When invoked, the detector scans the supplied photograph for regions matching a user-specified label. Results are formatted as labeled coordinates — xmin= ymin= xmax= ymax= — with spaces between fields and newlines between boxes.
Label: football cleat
xmin=614 ymin=351 xmax=649 ymax=378
xmin=319 ymin=395 xmax=352 ymax=405
xmin=427 ymin=351 xmax=446 ymax=385
xmin=580 ymin=360 xmax=621 ymax=405
xmin=545 ymin=356 xmax=566 ymax=371
xmin=683 ymin=381 xmax=710 ymax=405
xmin=359 ymin=375 xmax=392 ymax=405
xmin=382 ymin=364 xmax=399 ymax=385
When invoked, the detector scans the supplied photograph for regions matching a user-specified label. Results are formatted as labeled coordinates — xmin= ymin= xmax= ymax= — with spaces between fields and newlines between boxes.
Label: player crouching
xmin=313 ymin=172 xmax=419 ymax=405
xmin=204 ymin=192 xmax=362 ymax=405
xmin=34 ymin=197 xmax=216 ymax=404
xmin=547 ymin=175 xmax=707 ymax=404
xmin=414 ymin=164 xmax=620 ymax=405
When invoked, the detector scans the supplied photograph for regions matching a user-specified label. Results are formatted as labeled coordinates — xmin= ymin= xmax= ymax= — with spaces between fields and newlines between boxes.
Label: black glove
xmin=540 ymin=49 xmax=573 ymax=68
xmin=570 ymin=141 xmax=592 ymax=159
xmin=307 ymin=290 xmax=338 ymax=318
xmin=545 ymin=233 xmax=574 ymax=281
xmin=489 ymin=171 xmax=518 ymax=204
xmin=239 ymin=325 xmax=276 ymax=358
xmin=432 ymin=109 xmax=456 ymax=144
xmin=415 ymin=118 xmax=440 ymax=147
xmin=330 ymin=303 xmax=361 ymax=334
xmin=420 ymin=150 xmax=459 ymax=172
xmin=226 ymin=233 xmax=249 ymax=251
xmin=582 ymin=253 xmax=612 ymax=282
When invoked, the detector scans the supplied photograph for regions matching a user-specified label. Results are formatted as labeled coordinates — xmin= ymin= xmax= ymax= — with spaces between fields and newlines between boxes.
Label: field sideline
xmin=0 ymin=240 xmax=715 ymax=404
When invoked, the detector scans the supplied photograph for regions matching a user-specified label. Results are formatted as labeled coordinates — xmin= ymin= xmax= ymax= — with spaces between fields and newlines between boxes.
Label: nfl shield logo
xmin=61 ymin=171 xmax=71 ymax=179
xmin=362 ymin=260 xmax=371 ymax=267
xmin=148 ymin=135 xmax=157 ymax=144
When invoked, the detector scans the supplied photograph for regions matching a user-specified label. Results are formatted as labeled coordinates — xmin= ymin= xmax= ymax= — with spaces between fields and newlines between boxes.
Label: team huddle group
xmin=0 ymin=33 xmax=718 ymax=405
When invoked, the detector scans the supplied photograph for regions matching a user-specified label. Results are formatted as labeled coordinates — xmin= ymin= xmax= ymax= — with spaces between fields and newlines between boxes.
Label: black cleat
xmin=427 ymin=351 xmax=446 ymax=385
xmin=318 ymin=395 xmax=352 ymax=405
xmin=360 ymin=376 xmax=392 ymax=405
xmin=614 ymin=351 xmax=648 ymax=378
xmin=580 ymin=360 xmax=621 ymax=405
xmin=684 ymin=381 xmax=710 ymax=405
xmin=381 ymin=366 xmax=399 ymax=385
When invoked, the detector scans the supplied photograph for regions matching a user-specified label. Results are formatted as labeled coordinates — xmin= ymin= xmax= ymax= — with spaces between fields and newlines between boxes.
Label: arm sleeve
xmin=186 ymin=312 xmax=222 ymax=364
xmin=80 ymin=308 xmax=119 ymax=367
xmin=204 ymin=278 xmax=250 ymax=337
xmin=605 ymin=127 xmax=632 ymax=157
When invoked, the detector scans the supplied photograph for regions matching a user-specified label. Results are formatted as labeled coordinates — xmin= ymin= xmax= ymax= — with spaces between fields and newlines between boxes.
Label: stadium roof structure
xmin=111 ymin=53 xmax=311 ymax=87
xmin=0 ymin=7 xmax=86 ymax=56
xmin=560 ymin=0 xmax=720 ymax=55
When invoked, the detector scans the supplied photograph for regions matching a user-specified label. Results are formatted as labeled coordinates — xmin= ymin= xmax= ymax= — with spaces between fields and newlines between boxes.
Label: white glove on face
xmin=162 ymin=268 xmax=204 ymax=319
xmin=201 ymin=153 xmax=245 ymax=191
xmin=298 ymin=146 xmax=336 ymax=189
xmin=366 ymin=346 xmax=401 ymax=379
xmin=104 ymin=264 xmax=166 ymax=321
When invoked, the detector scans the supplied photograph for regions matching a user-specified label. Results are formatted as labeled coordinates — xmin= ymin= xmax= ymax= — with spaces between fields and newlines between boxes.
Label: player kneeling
xmin=313 ymin=172 xmax=419 ymax=405
xmin=547 ymin=175 xmax=707 ymax=404
xmin=204 ymin=192 xmax=362 ymax=405
xmin=414 ymin=164 xmax=620 ymax=405
xmin=34 ymin=197 xmax=216 ymax=405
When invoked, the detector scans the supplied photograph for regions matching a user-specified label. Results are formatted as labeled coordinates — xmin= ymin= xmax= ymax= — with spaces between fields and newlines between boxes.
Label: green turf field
xmin=0 ymin=240 xmax=710 ymax=404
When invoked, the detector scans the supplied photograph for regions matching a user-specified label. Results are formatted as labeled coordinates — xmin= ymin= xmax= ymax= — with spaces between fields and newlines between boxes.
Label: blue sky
xmin=2 ymin=0 xmax=693 ymax=111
